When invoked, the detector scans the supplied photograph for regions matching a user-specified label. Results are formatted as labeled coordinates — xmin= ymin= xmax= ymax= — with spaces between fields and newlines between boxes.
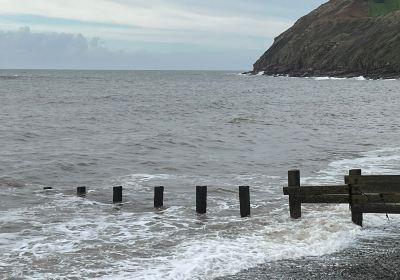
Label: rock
xmin=253 ymin=0 xmax=400 ymax=79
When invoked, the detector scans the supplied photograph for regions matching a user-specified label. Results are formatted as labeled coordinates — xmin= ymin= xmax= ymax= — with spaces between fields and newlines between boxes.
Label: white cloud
xmin=0 ymin=0 xmax=291 ymax=37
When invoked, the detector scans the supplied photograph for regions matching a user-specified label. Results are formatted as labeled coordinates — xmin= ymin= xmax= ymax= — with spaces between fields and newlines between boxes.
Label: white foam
xmin=88 ymin=206 xmax=364 ymax=280
xmin=314 ymin=76 xmax=347 ymax=81
xmin=313 ymin=76 xmax=368 ymax=81
xmin=354 ymin=75 xmax=366 ymax=80
xmin=306 ymin=147 xmax=400 ymax=185
xmin=118 ymin=173 xmax=175 ymax=190
xmin=0 ymin=190 xmax=367 ymax=280
xmin=236 ymin=72 xmax=251 ymax=76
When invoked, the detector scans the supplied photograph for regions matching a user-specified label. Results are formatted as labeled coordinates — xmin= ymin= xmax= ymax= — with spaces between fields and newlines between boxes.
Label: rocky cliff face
xmin=253 ymin=0 xmax=400 ymax=78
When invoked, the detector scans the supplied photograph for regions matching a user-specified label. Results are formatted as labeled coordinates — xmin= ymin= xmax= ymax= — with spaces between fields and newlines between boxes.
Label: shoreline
xmin=217 ymin=228 xmax=400 ymax=280
xmin=242 ymin=71 xmax=400 ymax=80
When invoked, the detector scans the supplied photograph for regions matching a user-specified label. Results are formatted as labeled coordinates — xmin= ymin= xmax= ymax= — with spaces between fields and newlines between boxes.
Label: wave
xmin=303 ymin=147 xmax=400 ymax=185
xmin=313 ymin=76 xmax=398 ymax=81
xmin=0 ymin=74 xmax=20 ymax=80
xmin=2 ymin=148 xmax=400 ymax=279
xmin=0 ymin=193 xmax=365 ymax=280
xmin=237 ymin=73 xmax=398 ymax=81
xmin=312 ymin=76 xmax=368 ymax=81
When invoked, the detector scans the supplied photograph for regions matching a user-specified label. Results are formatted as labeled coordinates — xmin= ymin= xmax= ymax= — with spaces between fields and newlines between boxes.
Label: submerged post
xmin=196 ymin=186 xmax=207 ymax=214
xmin=239 ymin=186 xmax=251 ymax=217
xmin=77 ymin=186 xmax=86 ymax=197
xmin=349 ymin=169 xmax=363 ymax=227
xmin=113 ymin=186 xmax=123 ymax=203
xmin=288 ymin=169 xmax=301 ymax=219
xmin=154 ymin=186 xmax=164 ymax=208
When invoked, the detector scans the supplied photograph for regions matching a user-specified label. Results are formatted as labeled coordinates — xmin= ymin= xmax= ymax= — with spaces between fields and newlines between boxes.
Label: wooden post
xmin=349 ymin=169 xmax=363 ymax=227
xmin=288 ymin=169 xmax=301 ymax=219
xmin=239 ymin=186 xmax=251 ymax=217
xmin=77 ymin=186 xmax=86 ymax=197
xmin=196 ymin=186 xmax=207 ymax=214
xmin=154 ymin=186 xmax=164 ymax=208
xmin=113 ymin=186 xmax=123 ymax=203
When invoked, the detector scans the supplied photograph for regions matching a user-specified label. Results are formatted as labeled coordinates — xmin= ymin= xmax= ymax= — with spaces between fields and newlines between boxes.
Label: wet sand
xmin=218 ymin=231 xmax=400 ymax=280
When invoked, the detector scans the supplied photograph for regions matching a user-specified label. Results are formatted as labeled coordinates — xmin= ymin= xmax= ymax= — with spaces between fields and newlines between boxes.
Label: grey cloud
xmin=0 ymin=27 xmax=258 ymax=70
xmin=0 ymin=27 xmax=105 ymax=68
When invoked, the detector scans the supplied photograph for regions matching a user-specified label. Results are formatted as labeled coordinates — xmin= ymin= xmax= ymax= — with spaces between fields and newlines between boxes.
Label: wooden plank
xmin=351 ymin=194 xmax=400 ymax=204
xmin=346 ymin=175 xmax=400 ymax=186
xmin=345 ymin=175 xmax=400 ymax=194
xmin=299 ymin=195 xmax=349 ymax=204
xmin=352 ymin=203 xmax=400 ymax=214
xmin=352 ymin=185 xmax=400 ymax=194
xmin=283 ymin=185 xmax=349 ymax=195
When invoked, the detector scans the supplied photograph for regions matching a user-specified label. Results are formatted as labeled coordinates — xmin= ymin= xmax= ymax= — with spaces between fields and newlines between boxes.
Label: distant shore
xmin=217 ymin=230 xmax=400 ymax=280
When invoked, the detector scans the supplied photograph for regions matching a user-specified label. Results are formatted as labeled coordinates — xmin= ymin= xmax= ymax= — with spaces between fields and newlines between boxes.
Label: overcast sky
xmin=0 ymin=0 xmax=326 ymax=70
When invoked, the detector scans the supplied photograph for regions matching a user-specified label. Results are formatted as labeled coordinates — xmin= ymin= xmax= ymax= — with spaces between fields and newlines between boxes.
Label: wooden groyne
xmin=283 ymin=169 xmax=400 ymax=227
xmin=39 ymin=168 xmax=400 ymax=224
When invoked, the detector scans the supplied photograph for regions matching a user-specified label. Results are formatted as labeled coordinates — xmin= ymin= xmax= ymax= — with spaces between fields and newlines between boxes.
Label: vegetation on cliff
xmin=369 ymin=0 xmax=400 ymax=16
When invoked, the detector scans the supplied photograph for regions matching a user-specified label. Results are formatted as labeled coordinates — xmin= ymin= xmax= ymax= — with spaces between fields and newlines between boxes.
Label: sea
xmin=1 ymin=70 xmax=400 ymax=279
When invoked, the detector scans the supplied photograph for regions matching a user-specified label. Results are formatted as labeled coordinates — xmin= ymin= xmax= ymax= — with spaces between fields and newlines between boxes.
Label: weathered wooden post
xmin=113 ymin=186 xmax=123 ymax=203
xmin=154 ymin=186 xmax=164 ymax=208
xmin=77 ymin=186 xmax=86 ymax=197
xmin=239 ymin=186 xmax=251 ymax=217
xmin=288 ymin=169 xmax=301 ymax=219
xmin=196 ymin=186 xmax=207 ymax=214
xmin=349 ymin=169 xmax=363 ymax=227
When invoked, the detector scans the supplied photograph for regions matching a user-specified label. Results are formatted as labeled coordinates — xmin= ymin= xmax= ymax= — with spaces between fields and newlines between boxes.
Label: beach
xmin=219 ymin=222 xmax=400 ymax=280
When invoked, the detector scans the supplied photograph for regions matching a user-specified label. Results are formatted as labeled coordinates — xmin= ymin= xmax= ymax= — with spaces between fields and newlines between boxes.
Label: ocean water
xmin=1 ymin=70 xmax=400 ymax=279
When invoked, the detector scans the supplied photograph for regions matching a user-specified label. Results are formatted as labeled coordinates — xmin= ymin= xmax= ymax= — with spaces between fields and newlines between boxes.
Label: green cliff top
xmin=369 ymin=0 xmax=400 ymax=16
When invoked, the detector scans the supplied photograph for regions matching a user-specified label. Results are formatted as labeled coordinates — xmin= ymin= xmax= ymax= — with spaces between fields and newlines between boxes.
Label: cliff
xmin=253 ymin=0 xmax=400 ymax=79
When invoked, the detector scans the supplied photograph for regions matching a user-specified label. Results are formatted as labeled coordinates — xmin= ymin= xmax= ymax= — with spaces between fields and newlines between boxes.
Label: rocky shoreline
xmin=243 ymin=70 xmax=400 ymax=80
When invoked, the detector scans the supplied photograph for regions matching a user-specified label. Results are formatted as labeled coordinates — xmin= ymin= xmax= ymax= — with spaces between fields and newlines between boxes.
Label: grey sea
xmin=1 ymin=70 xmax=400 ymax=279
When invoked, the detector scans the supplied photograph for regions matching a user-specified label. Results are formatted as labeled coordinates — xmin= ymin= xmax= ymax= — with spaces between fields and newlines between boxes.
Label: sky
xmin=0 ymin=0 xmax=326 ymax=70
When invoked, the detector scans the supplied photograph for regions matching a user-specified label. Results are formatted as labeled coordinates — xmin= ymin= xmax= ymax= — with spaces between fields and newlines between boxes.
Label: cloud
xmin=0 ymin=1 xmax=327 ymax=69
xmin=0 ymin=0 xmax=292 ymax=38
xmin=0 ymin=27 xmax=103 ymax=68
xmin=0 ymin=27 xmax=257 ymax=70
